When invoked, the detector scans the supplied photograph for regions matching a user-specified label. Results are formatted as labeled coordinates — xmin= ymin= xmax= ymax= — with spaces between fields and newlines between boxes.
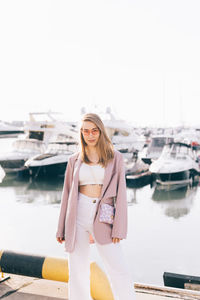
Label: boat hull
xmin=157 ymin=170 xmax=190 ymax=182
xmin=0 ymin=159 xmax=26 ymax=171
xmin=28 ymin=162 xmax=67 ymax=178
xmin=153 ymin=170 xmax=199 ymax=190
xmin=126 ymin=171 xmax=152 ymax=188
xmin=0 ymin=159 xmax=29 ymax=177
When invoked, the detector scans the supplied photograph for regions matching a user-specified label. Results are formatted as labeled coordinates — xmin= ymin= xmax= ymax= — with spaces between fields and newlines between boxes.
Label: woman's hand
xmin=89 ymin=234 xmax=95 ymax=244
xmin=56 ymin=237 xmax=65 ymax=244
xmin=112 ymin=237 xmax=122 ymax=243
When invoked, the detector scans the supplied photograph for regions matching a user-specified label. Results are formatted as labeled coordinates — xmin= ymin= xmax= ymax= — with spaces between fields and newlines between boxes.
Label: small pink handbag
xmin=99 ymin=203 xmax=115 ymax=225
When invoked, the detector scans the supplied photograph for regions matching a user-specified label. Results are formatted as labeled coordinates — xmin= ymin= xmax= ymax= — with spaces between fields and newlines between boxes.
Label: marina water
xmin=1 ymin=137 xmax=200 ymax=286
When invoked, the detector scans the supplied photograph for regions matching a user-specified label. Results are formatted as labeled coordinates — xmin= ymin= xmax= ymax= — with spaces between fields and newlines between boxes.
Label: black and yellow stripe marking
xmin=0 ymin=250 xmax=115 ymax=300
xmin=0 ymin=250 xmax=68 ymax=282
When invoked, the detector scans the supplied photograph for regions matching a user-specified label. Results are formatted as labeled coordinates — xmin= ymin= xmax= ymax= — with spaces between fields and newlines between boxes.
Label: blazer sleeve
xmin=111 ymin=153 xmax=128 ymax=239
xmin=56 ymin=156 xmax=73 ymax=239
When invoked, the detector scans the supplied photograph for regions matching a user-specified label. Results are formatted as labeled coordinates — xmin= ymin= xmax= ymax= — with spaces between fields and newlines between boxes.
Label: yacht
xmin=149 ymin=142 xmax=200 ymax=190
xmin=0 ymin=138 xmax=46 ymax=175
xmin=139 ymin=135 xmax=174 ymax=165
xmin=125 ymin=151 xmax=152 ymax=188
xmin=25 ymin=135 xmax=78 ymax=178
xmin=0 ymin=112 xmax=78 ymax=176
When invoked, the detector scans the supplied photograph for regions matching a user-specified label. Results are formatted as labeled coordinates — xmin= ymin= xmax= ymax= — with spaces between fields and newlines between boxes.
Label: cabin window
xmin=29 ymin=131 xmax=44 ymax=141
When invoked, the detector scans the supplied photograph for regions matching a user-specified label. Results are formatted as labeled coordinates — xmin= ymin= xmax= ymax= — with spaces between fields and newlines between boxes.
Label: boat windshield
xmin=147 ymin=137 xmax=174 ymax=155
xmin=162 ymin=143 xmax=195 ymax=160
xmin=151 ymin=137 xmax=174 ymax=148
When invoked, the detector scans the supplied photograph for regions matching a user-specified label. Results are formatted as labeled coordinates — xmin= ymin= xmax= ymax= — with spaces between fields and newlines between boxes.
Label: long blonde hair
xmin=80 ymin=113 xmax=114 ymax=167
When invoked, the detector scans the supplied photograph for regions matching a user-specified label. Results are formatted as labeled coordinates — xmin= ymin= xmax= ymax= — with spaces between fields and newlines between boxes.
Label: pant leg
xmin=68 ymin=222 xmax=92 ymax=300
xmin=68 ymin=193 xmax=98 ymax=300
xmin=95 ymin=241 xmax=136 ymax=300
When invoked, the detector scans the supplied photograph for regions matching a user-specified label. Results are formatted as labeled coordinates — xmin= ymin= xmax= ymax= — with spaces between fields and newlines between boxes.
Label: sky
xmin=0 ymin=0 xmax=200 ymax=127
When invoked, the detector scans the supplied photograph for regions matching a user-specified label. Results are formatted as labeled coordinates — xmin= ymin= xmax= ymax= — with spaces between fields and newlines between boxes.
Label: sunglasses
xmin=81 ymin=128 xmax=100 ymax=136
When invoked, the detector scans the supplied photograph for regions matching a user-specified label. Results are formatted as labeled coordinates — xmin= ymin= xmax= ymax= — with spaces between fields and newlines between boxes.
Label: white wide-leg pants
xmin=68 ymin=192 xmax=136 ymax=300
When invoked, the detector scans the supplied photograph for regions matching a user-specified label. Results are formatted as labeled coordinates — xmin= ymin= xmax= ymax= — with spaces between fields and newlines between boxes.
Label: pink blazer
xmin=56 ymin=149 xmax=128 ymax=252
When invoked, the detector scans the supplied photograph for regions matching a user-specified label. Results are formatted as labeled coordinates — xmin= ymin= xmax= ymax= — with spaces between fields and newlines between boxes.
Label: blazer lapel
xmin=73 ymin=155 xmax=82 ymax=191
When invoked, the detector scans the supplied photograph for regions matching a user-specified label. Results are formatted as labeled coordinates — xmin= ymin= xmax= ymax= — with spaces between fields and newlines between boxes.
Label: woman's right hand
xmin=56 ymin=237 xmax=65 ymax=244
xmin=89 ymin=234 xmax=95 ymax=244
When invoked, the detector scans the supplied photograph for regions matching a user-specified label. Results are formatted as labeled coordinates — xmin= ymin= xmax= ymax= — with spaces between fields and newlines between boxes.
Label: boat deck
xmin=1 ymin=273 xmax=200 ymax=300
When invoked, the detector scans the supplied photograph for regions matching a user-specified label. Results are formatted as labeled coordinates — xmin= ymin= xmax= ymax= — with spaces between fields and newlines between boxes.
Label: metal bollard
xmin=0 ymin=249 xmax=114 ymax=300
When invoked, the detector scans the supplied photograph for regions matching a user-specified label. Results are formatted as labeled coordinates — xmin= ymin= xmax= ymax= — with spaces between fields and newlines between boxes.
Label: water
xmin=0 ymin=137 xmax=200 ymax=286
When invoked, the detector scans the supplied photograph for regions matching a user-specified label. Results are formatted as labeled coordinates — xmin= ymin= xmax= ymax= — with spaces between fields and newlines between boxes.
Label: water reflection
xmin=127 ymin=188 xmax=138 ymax=205
xmin=151 ymin=185 xmax=198 ymax=219
xmin=24 ymin=179 xmax=63 ymax=205
xmin=0 ymin=176 xmax=64 ymax=205
xmin=1 ymin=173 xmax=198 ymax=220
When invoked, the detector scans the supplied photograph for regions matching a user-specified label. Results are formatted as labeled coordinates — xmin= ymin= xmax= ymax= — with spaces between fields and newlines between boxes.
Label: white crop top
xmin=79 ymin=163 xmax=105 ymax=186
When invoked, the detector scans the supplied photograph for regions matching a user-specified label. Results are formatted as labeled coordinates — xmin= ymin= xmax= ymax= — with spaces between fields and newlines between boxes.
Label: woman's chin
xmin=87 ymin=140 xmax=97 ymax=145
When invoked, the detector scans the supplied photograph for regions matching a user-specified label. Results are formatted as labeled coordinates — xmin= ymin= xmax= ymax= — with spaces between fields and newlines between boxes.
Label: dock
xmin=1 ymin=273 xmax=200 ymax=300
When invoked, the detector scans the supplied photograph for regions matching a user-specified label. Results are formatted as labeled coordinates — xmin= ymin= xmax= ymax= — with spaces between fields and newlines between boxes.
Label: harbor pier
xmin=1 ymin=272 xmax=200 ymax=300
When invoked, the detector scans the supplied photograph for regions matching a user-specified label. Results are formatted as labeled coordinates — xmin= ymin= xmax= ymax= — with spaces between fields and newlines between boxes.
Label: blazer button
xmin=93 ymin=199 xmax=96 ymax=203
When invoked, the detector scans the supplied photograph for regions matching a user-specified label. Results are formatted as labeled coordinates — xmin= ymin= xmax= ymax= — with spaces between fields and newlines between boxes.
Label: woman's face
xmin=81 ymin=121 xmax=100 ymax=147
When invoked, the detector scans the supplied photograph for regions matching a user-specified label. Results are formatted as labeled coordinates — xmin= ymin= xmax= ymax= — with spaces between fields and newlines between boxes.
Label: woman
xmin=56 ymin=113 xmax=135 ymax=300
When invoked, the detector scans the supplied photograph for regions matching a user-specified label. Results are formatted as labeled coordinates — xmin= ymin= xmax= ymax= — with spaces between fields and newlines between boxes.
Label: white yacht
xmin=0 ymin=138 xmax=46 ymax=175
xmin=25 ymin=135 xmax=78 ymax=178
xmin=125 ymin=151 xmax=151 ymax=187
xmin=0 ymin=112 xmax=78 ymax=176
xmin=149 ymin=142 xmax=200 ymax=190
xmin=139 ymin=135 xmax=174 ymax=165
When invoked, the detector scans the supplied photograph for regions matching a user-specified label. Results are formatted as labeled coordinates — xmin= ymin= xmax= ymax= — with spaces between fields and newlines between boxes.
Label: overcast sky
xmin=0 ymin=0 xmax=200 ymax=127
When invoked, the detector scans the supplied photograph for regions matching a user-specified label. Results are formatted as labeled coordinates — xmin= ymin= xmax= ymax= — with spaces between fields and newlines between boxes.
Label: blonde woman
xmin=56 ymin=113 xmax=135 ymax=300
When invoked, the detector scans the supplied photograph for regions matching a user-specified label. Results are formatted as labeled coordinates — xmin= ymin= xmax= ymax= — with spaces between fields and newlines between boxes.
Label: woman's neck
xmin=86 ymin=145 xmax=97 ymax=155
xmin=86 ymin=146 xmax=99 ymax=164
